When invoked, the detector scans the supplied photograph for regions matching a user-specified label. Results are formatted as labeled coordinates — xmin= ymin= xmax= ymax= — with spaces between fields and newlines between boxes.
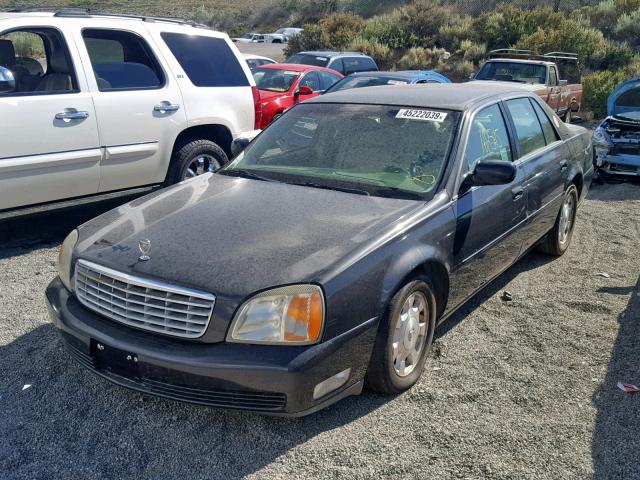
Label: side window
xmin=329 ymin=58 xmax=344 ymax=74
xmin=0 ymin=28 xmax=77 ymax=96
xmin=343 ymin=58 xmax=360 ymax=74
xmin=162 ymin=32 xmax=249 ymax=87
xmin=83 ymin=29 xmax=163 ymax=91
xmin=299 ymin=71 xmax=321 ymax=91
xmin=531 ymin=99 xmax=559 ymax=144
xmin=505 ymin=98 xmax=547 ymax=157
xmin=355 ymin=57 xmax=376 ymax=72
xmin=549 ymin=67 xmax=558 ymax=86
xmin=318 ymin=71 xmax=340 ymax=91
xmin=465 ymin=104 xmax=512 ymax=171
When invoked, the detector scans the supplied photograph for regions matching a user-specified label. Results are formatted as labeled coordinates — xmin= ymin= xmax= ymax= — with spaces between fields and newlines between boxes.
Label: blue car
xmin=593 ymin=78 xmax=640 ymax=178
xmin=324 ymin=70 xmax=451 ymax=94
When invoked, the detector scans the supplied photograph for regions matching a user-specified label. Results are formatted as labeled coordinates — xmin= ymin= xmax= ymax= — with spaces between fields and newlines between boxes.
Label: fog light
xmin=313 ymin=368 xmax=351 ymax=400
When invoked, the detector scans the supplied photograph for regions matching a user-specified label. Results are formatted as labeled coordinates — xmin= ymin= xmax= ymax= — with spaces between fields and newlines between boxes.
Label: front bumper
xmin=594 ymin=147 xmax=640 ymax=177
xmin=46 ymin=277 xmax=378 ymax=416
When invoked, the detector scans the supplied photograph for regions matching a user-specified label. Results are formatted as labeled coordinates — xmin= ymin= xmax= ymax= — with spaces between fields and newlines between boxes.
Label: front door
xmin=448 ymin=103 xmax=527 ymax=309
xmin=74 ymin=26 xmax=186 ymax=192
xmin=0 ymin=26 xmax=100 ymax=211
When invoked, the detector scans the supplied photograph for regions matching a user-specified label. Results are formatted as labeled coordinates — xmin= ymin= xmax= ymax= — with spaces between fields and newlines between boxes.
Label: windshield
xmin=253 ymin=69 xmax=300 ymax=92
xmin=326 ymin=76 xmax=409 ymax=93
xmin=613 ymin=89 xmax=640 ymax=121
xmin=476 ymin=62 xmax=547 ymax=84
xmin=223 ymin=103 xmax=460 ymax=199
xmin=287 ymin=54 xmax=329 ymax=67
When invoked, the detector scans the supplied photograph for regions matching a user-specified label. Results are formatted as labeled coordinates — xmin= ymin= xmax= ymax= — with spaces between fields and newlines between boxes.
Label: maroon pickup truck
xmin=472 ymin=49 xmax=583 ymax=122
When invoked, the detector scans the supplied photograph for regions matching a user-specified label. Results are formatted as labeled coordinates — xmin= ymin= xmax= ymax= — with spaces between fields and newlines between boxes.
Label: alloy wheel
xmin=183 ymin=154 xmax=221 ymax=180
xmin=392 ymin=292 xmax=429 ymax=377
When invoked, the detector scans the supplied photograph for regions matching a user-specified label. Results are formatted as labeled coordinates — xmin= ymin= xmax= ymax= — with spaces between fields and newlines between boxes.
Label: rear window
xmin=161 ymin=33 xmax=249 ymax=87
xmin=342 ymin=57 xmax=377 ymax=74
xmin=286 ymin=54 xmax=329 ymax=68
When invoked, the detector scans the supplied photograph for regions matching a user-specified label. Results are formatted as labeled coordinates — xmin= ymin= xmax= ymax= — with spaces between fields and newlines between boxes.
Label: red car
xmin=253 ymin=64 xmax=343 ymax=129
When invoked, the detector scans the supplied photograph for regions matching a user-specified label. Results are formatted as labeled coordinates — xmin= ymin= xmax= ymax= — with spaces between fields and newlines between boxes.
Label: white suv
xmin=0 ymin=10 xmax=260 ymax=218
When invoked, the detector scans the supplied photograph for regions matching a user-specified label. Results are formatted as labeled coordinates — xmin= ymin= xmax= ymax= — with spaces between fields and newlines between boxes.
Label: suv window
xmin=161 ymin=33 xmax=249 ymax=87
xmin=299 ymin=71 xmax=321 ymax=91
xmin=0 ymin=28 xmax=77 ymax=96
xmin=342 ymin=57 xmax=376 ymax=74
xmin=83 ymin=29 xmax=163 ymax=91
xmin=549 ymin=66 xmax=558 ymax=86
xmin=465 ymin=104 xmax=512 ymax=171
xmin=318 ymin=70 xmax=341 ymax=90
xmin=530 ymin=99 xmax=559 ymax=144
xmin=506 ymin=98 xmax=547 ymax=157
xmin=287 ymin=53 xmax=330 ymax=68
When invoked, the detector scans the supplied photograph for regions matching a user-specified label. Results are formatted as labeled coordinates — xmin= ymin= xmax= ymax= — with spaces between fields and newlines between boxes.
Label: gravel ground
xmin=1 ymin=181 xmax=639 ymax=480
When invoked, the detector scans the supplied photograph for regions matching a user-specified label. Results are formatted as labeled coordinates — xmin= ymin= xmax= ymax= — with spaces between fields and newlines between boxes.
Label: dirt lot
xmin=0 ymin=181 xmax=639 ymax=479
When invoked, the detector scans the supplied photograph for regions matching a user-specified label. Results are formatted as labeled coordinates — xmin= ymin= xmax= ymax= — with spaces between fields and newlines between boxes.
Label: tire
xmin=365 ymin=276 xmax=437 ymax=394
xmin=537 ymin=184 xmax=578 ymax=256
xmin=166 ymin=139 xmax=228 ymax=185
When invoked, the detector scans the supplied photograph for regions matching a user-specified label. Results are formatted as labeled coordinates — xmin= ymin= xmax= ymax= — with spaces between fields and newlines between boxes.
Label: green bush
xmin=348 ymin=37 xmax=394 ymax=69
xmin=583 ymin=70 xmax=629 ymax=118
xmin=460 ymin=40 xmax=486 ymax=65
xmin=397 ymin=47 xmax=447 ymax=70
xmin=442 ymin=60 xmax=475 ymax=83
xmin=613 ymin=9 xmax=640 ymax=47
xmin=361 ymin=11 xmax=409 ymax=50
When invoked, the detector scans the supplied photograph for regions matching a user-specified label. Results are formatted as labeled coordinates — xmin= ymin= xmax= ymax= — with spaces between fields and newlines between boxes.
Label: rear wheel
xmin=537 ymin=184 xmax=578 ymax=256
xmin=365 ymin=277 xmax=437 ymax=394
xmin=167 ymin=139 xmax=228 ymax=185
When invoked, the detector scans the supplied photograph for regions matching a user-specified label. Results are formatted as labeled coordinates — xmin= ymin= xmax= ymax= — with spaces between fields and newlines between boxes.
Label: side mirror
xmin=559 ymin=79 xmax=568 ymax=87
xmin=464 ymin=159 xmax=516 ymax=188
xmin=298 ymin=85 xmax=314 ymax=96
xmin=0 ymin=67 xmax=16 ymax=94
xmin=231 ymin=137 xmax=251 ymax=158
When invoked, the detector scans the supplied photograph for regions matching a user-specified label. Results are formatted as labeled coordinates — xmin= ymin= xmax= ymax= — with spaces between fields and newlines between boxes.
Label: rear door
xmin=448 ymin=103 xmax=528 ymax=308
xmin=0 ymin=23 xmax=100 ymax=211
xmin=74 ymin=25 xmax=186 ymax=193
xmin=504 ymin=97 xmax=566 ymax=247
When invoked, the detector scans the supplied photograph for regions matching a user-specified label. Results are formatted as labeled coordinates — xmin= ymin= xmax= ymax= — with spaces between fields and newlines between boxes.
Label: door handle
xmin=55 ymin=109 xmax=89 ymax=121
xmin=511 ymin=186 xmax=525 ymax=201
xmin=154 ymin=102 xmax=180 ymax=113
xmin=560 ymin=160 xmax=568 ymax=171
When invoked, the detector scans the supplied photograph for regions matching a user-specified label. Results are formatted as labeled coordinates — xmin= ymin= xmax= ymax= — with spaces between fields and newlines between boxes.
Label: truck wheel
xmin=365 ymin=276 xmax=437 ymax=394
xmin=537 ymin=185 xmax=578 ymax=256
xmin=167 ymin=139 xmax=228 ymax=185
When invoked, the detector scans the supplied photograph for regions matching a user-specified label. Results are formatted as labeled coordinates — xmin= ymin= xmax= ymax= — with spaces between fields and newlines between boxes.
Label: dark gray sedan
xmin=46 ymin=84 xmax=593 ymax=416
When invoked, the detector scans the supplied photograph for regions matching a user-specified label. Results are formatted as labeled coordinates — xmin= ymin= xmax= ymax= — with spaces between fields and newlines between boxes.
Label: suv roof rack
xmin=488 ymin=48 xmax=579 ymax=64
xmin=3 ymin=7 xmax=209 ymax=28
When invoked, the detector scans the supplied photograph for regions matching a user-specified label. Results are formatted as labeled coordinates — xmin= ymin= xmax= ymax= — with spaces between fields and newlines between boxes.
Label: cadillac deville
xmin=46 ymin=84 xmax=593 ymax=416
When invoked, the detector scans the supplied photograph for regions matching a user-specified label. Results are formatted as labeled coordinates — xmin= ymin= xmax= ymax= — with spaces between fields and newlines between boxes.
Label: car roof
xmin=309 ymin=83 xmax=527 ymax=110
xmin=257 ymin=63 xmax=339 ymax=73
xmin=295 ymin=51 xmax=370 ymax=58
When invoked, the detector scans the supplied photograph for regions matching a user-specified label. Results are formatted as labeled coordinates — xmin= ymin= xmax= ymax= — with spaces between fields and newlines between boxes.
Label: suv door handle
xmin=55 ymin=109 xmax=89 ymax=121
xmin=154 ymin=102 xmax=180 ymax=113
xmin=511 ymin=186 xmax=525 ymax=201
xmin=560 ymin=160 xmax=568 ymax=171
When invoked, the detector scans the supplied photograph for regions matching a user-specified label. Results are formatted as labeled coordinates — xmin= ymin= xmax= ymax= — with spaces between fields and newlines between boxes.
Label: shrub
xmin=361 ymin=11 xmax=409 ymax=50
xmin=583 ymin=69 xmax=629 ymax=118
xmin=397 ymin=1 xmax=459 ymax=49
xmin=318 ymin=13 xmax=364 ymax=49
xmin=596 ymin=40 xmax=635 ymax=71
xmin=437 ymin=16 xmax=474 ymax=51
xmin=397 ymin=47 xmax=448 ymax=70
xmin=348 ymin=37 xmax=394 ymax=69
xmin=284 ymin=23 xmax=324 ymax=57
xmin=613 ymin=9 xmax=640 ymax=48
xmin=442 ymin=59 xmax=475 ymax=83
xmin=460 ymin=40 xmax=486 ymax=65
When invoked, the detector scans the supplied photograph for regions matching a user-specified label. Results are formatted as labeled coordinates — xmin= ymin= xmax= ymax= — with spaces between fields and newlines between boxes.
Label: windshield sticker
xmin=396 ymin=109 xmax=448 ymax=122
xmin=387 ymin=80 xmax=408 ymax=85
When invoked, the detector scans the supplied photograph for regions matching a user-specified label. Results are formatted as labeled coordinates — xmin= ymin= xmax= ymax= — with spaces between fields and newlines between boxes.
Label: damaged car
xmin=593 ymin=78 xmax=640 ymax=179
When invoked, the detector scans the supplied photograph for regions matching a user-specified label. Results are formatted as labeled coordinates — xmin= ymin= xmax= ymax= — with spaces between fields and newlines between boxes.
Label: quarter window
xmin=162 ymin=33 xmax=249 ymax=87
xmin=465 ymin=104 xmax=512 ymax=171
xmin=505 ymin=98 xmax=547 ymax=157
xmin=531 ymin=99 xmax=559 ymax=144
xmin=318 ymin=71 xmax=341 ymax=91
xmin=83 ymin=29 xmax=164 ymax=91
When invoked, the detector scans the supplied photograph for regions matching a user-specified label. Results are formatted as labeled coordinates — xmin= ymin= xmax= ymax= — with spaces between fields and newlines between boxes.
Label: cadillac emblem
xmin=138 ymin=239 xmax=151 ymax=261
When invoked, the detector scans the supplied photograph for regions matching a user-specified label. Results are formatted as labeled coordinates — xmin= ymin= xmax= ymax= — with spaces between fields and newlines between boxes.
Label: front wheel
xmin=365 ymin=277 xmax=437 ymax=394
xmin=537 ymin=184 xmax=578 ymax=256
xmin=167 ymin=139 xmax=228 ymax=185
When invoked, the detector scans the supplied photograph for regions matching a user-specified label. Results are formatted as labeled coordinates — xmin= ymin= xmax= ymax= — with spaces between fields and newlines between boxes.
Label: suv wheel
xmin=365 ymin=276 xmax=437 ymax=394
xmin=168 ymin=139 xmax=228 ymax=184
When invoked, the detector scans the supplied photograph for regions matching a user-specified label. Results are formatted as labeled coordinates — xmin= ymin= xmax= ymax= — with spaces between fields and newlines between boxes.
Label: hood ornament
xmin=138 ymin=239 xmax=151 ymax=261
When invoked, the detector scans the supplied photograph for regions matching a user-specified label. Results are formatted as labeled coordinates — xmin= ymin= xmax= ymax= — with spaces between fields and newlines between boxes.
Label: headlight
xmin=58 ymin=229 xmax=78 ymax=291
xmin=592 ymin=127 xmax=608 ymax=146
xmin=227 ymin=285 xmax=324 ymax=345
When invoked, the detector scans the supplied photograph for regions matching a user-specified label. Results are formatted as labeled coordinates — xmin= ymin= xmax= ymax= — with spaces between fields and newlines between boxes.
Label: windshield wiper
xmin=373 ymin=187 xmax=425 ymax=200
xmin=292 ymin=181 xmax=370 ymax=196
xmin=219 ymin=169 xmax=275 ymax=182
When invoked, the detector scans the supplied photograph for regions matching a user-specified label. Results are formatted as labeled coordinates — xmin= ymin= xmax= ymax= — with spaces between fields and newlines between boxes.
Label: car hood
xmin=608 ymin=77 xmax=640 ymax=121
xmin=74 ymin=174 xmax=422 ymax=299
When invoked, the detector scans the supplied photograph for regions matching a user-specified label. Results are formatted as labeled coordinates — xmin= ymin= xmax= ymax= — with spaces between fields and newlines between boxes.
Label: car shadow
xmin=0 ymin=323 xmax=391 ymax=479
xmin=0 ymin=199 xmax=134 ymax=260
xmin=591 ymin=275 xmax=640 ymax=479
xmin=588 ymin=177 xmax=640 ymax=202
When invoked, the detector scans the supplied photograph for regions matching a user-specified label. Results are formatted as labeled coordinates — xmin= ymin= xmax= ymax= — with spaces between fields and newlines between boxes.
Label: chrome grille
xmin=75 ymin=260 xmax=215 ymax=339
